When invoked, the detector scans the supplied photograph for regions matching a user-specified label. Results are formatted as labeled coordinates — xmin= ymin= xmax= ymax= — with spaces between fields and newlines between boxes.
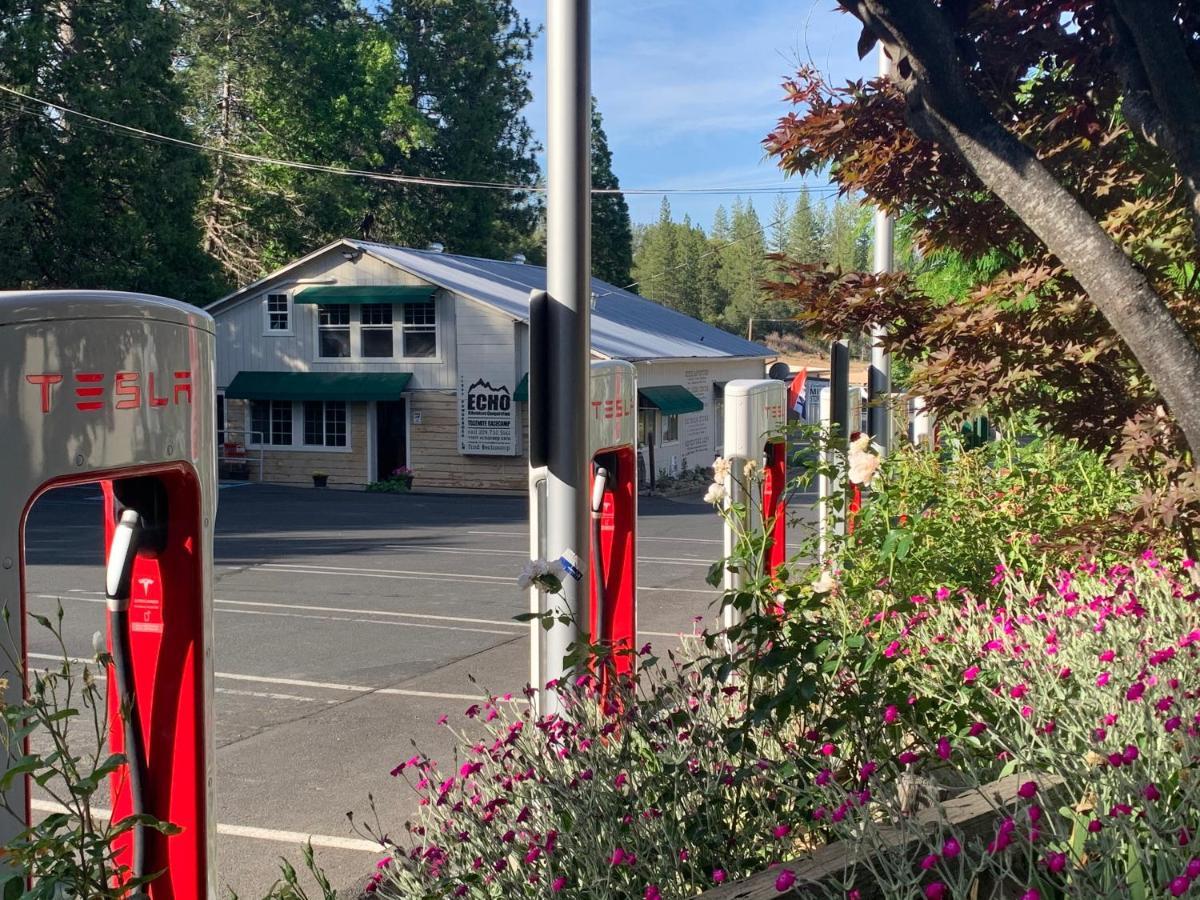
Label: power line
xmin=0 ymin=84 xmax=843 ymax=199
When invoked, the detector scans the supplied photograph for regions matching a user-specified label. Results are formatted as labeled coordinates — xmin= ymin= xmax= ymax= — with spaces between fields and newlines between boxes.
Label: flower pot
xmin=313 ymin=474 xmax=329 ymax=488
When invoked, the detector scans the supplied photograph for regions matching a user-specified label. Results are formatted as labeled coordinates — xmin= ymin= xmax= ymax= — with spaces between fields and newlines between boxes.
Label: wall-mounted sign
xmin=682 ymin=367 xmax=711 ymax=456
xmin=459 ymin=368 xmax=517 ymax=455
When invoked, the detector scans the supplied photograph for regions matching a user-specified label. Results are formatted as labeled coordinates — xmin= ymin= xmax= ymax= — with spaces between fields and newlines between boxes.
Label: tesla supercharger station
xmin=530 ymin=360 xmax=637 ymax=706
xmin=721 ymin=380 xmax=787 ymax=630
xmin=817 ymin=384 xmax=863 ymax=559
xmin=0 ymin=291 xmax=216 ymax=897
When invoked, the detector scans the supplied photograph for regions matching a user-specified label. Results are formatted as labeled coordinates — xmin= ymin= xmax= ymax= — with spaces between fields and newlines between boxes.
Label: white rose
xmin=813 ymin=571 xmax=837 ymax=594
xmin=711 ymin=456 xmax=732 ymax=482
xmin=850 ymin=434 xmax=871 ymax=453
xmin=703 ymin=482 xmax=727 ymax=505
xmin=743 ymin=459 xmax=759 ymax=480
xmin=847 ymin=451 xmax=880 ymax=486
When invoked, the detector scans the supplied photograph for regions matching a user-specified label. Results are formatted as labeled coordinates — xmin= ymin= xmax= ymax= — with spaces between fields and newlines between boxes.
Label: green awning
xmin=513 ymin=373 xmax=528 ymax=402
xmin=294 ymin=285 xmax=437 ymax=304
xmin=638 ymin=385 xmax=704 ymax=416
xmin=225 ymin=371 xmax=412 ymax=401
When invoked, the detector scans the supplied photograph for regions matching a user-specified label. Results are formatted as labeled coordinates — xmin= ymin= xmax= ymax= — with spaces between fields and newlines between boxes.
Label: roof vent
xmin=510 ymin=253 xmax=527 ymax=265
xmin=427 ymin=242 xmax=445 ymax=254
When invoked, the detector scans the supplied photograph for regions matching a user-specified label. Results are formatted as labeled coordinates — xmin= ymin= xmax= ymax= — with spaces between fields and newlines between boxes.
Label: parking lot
xmin=21 ymin=482 xmax=788 ymax=897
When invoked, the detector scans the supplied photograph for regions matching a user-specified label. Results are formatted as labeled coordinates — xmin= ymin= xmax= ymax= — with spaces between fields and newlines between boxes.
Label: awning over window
xmin=294 ymin=285 xmax=437 ymax=304
xmin=225 ymin=371 xmax=412 ymax=401
xmin=638 ymin=385 xmax=704 ymax=416
xmin=513 ymin=373 xmax=529 ymax=402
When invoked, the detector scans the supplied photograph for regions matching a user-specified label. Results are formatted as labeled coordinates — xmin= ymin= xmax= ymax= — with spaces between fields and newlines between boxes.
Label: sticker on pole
xmin=558 ymin=549 xmax=583 ymax=582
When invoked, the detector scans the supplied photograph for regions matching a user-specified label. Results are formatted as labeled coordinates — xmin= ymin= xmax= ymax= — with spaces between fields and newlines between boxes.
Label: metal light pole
xmin=867 ymin=46 xmax=895 ymax=454
xmin=541 ymin=0 xmax=591 ymax=715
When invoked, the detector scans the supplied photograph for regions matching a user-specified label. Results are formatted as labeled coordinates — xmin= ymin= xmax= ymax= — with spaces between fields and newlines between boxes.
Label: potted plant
xmin=312 ymin=471 xmax=329 ymax=488
xmin=392 ymin=466 xmax=414 ymax=490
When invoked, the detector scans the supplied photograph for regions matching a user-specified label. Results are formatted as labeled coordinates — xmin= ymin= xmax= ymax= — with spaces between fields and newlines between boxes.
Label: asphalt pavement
xmin=19 ymin=481 xmax=803 ymax=898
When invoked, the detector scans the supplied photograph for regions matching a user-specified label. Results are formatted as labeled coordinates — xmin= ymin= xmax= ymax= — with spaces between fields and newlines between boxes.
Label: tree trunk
xmin=847 ymin=0 xmax=1200 ymax=461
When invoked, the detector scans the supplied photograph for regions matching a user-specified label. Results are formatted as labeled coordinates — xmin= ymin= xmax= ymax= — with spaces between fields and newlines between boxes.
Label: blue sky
xmin=511 ymin=1 xmax=875 ymax=228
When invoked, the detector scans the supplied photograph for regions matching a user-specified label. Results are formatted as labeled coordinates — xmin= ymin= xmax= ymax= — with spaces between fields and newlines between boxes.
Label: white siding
xmin=635 ymin=358 xmax=766 ymax=472
xmin=213 ymin=249 xmax=464 ymax=391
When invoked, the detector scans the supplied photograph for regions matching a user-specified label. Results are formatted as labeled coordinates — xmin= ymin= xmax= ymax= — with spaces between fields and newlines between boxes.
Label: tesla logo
xmin=590 ymin=398 xmax=631 ymax=420
xmin=25 ymin=370 xmax=192 ymax=413
xmin=137 ymin=578 xmax=155 ymax=596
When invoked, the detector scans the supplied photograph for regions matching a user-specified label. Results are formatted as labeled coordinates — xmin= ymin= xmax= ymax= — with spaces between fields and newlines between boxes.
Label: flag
xmin=787 ymin=368 xmax=808 ymax=418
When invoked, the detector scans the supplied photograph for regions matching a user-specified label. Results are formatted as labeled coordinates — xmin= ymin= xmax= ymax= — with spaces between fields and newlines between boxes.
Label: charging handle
xmin=591 ymin=467 xmax=609 ymax=514
xmin=105 ymin=510 xmax=143 ymax=610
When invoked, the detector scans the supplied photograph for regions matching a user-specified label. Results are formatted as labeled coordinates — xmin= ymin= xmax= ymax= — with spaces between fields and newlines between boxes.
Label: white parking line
xmin=468 ymin=529 xmax=722 ymax=545
xmin=26 ymin=651 xmax=484 ymax=702
xmin=34 ymin=592 xmax=695 ymax=641
xmin=29 ymin=799 xmax=380 ymax=853
xmin=35 ymin=593 xmax=517 ymax=637
xmin=381 ymin=544 xmax=710 ymax=566
xmin=256 ymin=562 xmax=715 ymax=594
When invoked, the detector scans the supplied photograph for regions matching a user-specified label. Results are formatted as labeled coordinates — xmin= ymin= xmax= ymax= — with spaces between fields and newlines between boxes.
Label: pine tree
xmin=829 ymin=198 xmax=872 ymax=272
xmin=182 ymin=0 xmax=418 ymax=285
xmin=631 ymin=197 xmax=682 ymax=308
xmin=711 ymin=205 xmax=731 ymax=243
xmin=590 ymin=100 xmax=632 ymax=286
xmin=769 ymin=194 xmax=791 ymax=255
xmin=0 ymin=0 xmax=217 ymax=299
xmin=383 ymin=0 xmax=540 ymax=259
xmin=787 ymin=190 xmax=825 ymax=264
xmin=719 ymin=199 xmax=769 ymax=334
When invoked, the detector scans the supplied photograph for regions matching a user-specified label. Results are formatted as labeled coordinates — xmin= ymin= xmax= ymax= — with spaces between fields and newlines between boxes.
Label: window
xmin=360 ymin=303 xmax=394 ymax=358
xmin=318 ymin=304 xmax=351 ymax=358
xmin=303 ymin=401 xmax=348 ymax=447
xmin=216 ymin=393 xmax=226 ymax=446
xmin=265 ymin=293 xmax=291 ymax=333
xmin=250 ymin=400 xmax=292 ymax=446
xmin=637 ymin=410 xmax=656 ymax=447
xmin=402 ymin=301 xmax=437 ymax=357
xmin=661 ymin=414 xmax=679 ymax=444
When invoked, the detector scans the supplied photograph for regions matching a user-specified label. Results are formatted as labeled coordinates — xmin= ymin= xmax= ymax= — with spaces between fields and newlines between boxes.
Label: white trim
xmin=311 ymin=300 xmax=443 ymax=365
xmin=366 ymin=400 xmax=377 ymax=483
xmin=261 ymin=290 xmax=294 ymax=337
xmin=245 ymin=400 xmax=353 ymax=453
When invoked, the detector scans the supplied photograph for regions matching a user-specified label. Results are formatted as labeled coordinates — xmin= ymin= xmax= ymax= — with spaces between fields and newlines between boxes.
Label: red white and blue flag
xmin=787 ymin=368 xmax=808 ymax=418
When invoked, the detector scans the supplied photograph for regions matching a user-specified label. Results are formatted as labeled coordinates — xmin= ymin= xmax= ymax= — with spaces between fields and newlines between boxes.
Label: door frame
xmin=370 ymin=397 xmax=411 ymax=483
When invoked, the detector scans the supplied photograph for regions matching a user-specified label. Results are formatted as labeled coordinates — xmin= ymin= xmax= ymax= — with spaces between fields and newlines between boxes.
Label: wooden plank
xmin=697 ymin=773 xmax=1065 ymax=899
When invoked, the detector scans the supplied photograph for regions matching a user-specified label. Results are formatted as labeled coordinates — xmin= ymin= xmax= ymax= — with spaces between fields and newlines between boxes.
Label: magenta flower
xmin=1087 ymin=819 xmax=1103 ymax=833
xmin=898 ymin=750 xmax=921 ymax=766
xmin=551 ymin=876 xmax=567 ymax=892
xmin=1188 ymin=858 xmax=1200 ymax=878
xmin=712 ymin=869 xmax=726 ymax=884
xmin=920 ymin=853 xmax=938 ymax=870
xmin=1144 ymin=783 xmax=1162 ymax=802
xmin=816 ymin=768 xmax=833 ymax=786
xmin=1045 ymin=851 xmax=1067 ymax=874
xmin=1126 ymin=682 xmax=1146 ymax=702
xmin=609 ymin=847 xmax=626 ymax=866
xmin=1099 ymin=649 xmax=1116 ymax=662
xmin=963 ymin=665 xmax=980 ymax=683
xmin=1166 ymin=715 xmax=1183 ymax=732
xmin=859 ymin=761 xmax=877 ymax=780
xmin=883 ymin=705 xmax=899 ymax=725
xmin=1017 ymin=781 xmax=1038 ymax=800
xmin=1096 ymin=672 xmax=1111 ymax=687
xmin=1123 ymin=744 xmax=1140 ymax=764
xmin=774 ymin=868 xmax=796 ymax=892
xmin=1020 ymin=892 xmax=1041 ymax=900
xmin=645 ymin=885 xmax=661 ymax=900
xmin=968 ymin=721 xmax=987 ymax=737
xmin=1170 ymin=877 xmax=1191 ymax=897
xmin=942 ymin=838 xmax=961 ymax=859
xmin=924 ymin=882 xmax=947 ymax=900
xmin=773 ymin=823 xmax=791 ymax=840
xmin=936 ymin=737 xmax=952 ymax=760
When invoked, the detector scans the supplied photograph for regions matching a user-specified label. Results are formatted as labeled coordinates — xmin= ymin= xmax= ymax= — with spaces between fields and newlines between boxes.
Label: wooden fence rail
xmin=695 ymin=772 xmax=1065 ymax=900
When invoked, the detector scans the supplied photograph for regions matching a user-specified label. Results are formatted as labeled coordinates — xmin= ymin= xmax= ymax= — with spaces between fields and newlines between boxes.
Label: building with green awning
xmin=206 ymin=239 xmax=773 ymax=491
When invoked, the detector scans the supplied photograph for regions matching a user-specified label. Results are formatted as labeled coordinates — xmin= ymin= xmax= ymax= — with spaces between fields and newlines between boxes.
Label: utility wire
xmin=0 ymin=83 xmax=843 ymax=199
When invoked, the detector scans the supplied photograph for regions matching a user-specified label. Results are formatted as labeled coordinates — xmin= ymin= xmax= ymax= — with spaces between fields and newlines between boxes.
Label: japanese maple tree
xmin=764 ymin=0 xmax=1200 ymax=538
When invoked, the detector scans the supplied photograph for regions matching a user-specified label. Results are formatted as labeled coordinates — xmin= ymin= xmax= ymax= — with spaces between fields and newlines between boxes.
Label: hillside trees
xmin=0 ymin=0 xmax=218 ymax=299
xmin=182 ymin=0 xmax=421 ymax=286
xmin=381 ymin=0 xmax=540 ymax=259
xmin=765 ymin=0 xmax=1200 ymax=533
xmin=590 ymin=101 xmax=633 ymax=285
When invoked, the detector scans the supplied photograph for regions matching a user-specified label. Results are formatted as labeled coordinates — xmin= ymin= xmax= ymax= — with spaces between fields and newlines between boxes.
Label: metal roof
xmin=352 ymin=241 xmax=772 ymax=362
